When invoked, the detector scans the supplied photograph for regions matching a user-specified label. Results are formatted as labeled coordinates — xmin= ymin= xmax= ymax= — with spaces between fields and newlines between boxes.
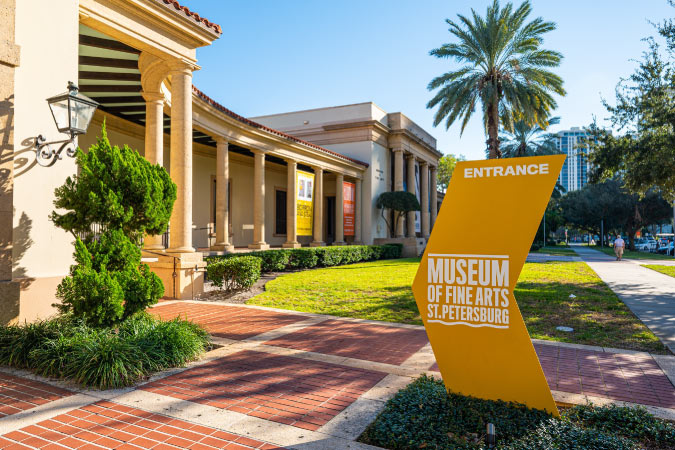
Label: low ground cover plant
xmin=205 ymin=244 xmax=402 ymax=290
xmin=360 ymin=375 xmax=675 ymax=450
xmin=0 ymin=313 xmax=209 ymax=389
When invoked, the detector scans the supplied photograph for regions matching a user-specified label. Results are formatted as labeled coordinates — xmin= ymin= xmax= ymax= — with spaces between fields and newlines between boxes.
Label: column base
xmin=353 ymin=241 xmax=363 ymax=245
xmin=282 ymin=242 xmax=302 ymax=249
xmin=210 ymin=243 xmax=234 ymax=252
xmin=145 ymin=252 xmax=205 ymax=300
xmin=143 ymin=245 xmax=165 ymax=251
xmin=332 ymin=241 xmax=346 ymax=246
xmin=310 ymin=241 xmax=326 ymax=247
xmin=248 ymin=243 xmax=270 ymax=250
xmin=166 ymin=246 xmax=195 ymax=253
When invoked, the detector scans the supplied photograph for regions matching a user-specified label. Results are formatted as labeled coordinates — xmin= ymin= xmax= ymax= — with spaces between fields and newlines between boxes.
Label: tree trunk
xmin=486 ymin=100 xmax=500 ymax=159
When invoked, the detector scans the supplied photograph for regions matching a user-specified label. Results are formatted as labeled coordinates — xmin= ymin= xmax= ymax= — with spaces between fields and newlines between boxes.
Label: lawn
xmin=532 ymin=246 xmax=577 ymax=256
xmin=644 ymin=264 xmax=675 ymax=278
xmin=593 ymin=246 xmax=674 ymax=260
xmin=250 ymin=258 xmax=668 ymax=353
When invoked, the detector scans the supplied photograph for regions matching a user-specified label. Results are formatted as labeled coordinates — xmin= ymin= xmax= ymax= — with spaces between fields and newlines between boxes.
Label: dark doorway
xmin=275 ymin=190 xmax=287 ymax=235
xmin=326 ymin=196 xmax=336 ymax=244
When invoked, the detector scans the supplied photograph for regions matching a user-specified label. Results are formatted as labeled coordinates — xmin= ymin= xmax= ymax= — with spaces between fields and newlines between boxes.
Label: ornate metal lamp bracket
xmin=34 ymin=132 xmax=77 ymax=167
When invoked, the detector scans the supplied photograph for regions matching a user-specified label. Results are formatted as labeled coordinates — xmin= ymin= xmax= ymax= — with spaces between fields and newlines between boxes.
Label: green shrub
xmin=360 ymin=375 xmax=551 ymax=449
xmin=287 ymin=248 xmax=320 ymax=269
xmin=2 ymin=313 xmax=209 ymax=390
xmin=248 ymin=250 xmax=291 ymax=272
xmin=206 ymin=255 xmax=262 ymax=291
xmin=381 ymin=243 xmax=403 ymax=259
xmin=501 ymin=419 xmax=639 ymax=450
xmin=564 ymin=404 xmax=675 ymax=449
xmin=51 ymin=125 xmax=175 ymax=327
xmin=530 ymin=243 xmax=541 ymax=251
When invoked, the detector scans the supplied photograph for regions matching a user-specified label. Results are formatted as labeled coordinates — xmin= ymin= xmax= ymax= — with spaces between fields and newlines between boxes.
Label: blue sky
xmin=180 ymin=0 xmax=673 ymax=161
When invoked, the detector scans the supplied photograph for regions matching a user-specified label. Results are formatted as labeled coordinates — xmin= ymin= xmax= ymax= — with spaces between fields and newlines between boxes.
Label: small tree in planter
xmin=51 ymin=125 xmax=176 ymax=327
xmin=376 ymin=191 xmax=420 ymax=238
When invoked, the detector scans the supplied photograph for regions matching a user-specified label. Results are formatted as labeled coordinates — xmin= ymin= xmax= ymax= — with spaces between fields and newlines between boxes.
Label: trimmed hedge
xmin=206 ymin=255 xmax=262 ymax=292
xmin=206 ymin=244 xmax=402 ymax=274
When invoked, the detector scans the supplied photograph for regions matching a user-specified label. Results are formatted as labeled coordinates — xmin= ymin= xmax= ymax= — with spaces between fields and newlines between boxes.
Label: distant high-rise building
xmin=556 ymin=127 xmax=590 ymax=192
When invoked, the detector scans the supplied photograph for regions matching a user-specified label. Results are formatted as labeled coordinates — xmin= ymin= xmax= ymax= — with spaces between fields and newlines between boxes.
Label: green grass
xmin=250 ymin=258 xmax=421 ymax=324
xmin=250 ymin=258 xmax=668 ymax=353
xmin=516 ymin=261 xmax=667 ymax=353
xmin=533 ymin=246 xmax=577 ymax=256
xmin=593 ymin=246 xmax=674 ymax=260
xmin=644 ymin=265 xmax=675 ymax=278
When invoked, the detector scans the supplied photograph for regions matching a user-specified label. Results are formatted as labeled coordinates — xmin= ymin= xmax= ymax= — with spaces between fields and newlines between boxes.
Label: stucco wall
xmin=252 ymin=102 xmax=388 ymax=130
xmin=12 ymin=0 xmax=79 ymax=321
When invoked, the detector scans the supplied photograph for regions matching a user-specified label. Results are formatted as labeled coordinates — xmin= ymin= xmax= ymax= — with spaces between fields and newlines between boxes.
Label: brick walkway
xmin=429 ymin=343 xmax=675 ymax=409
xmin=141 ymin=350 xmax=386 ymax=431
xmin=536 ymin=344 xmax=675 ymax=409
xmin=151 ymin=303 xmax=306 ymax=340
xmin=0 ymin=400 xmax=283 ymax=449
xmin=265 ymin=319 xmax=429 ymax=365
xmin=0 ymin=373 xmax=71 ymax=418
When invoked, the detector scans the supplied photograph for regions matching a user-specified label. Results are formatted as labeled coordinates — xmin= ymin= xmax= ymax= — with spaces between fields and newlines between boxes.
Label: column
xmin=354 ymin=178 xmax=363 ymax=244
xmin=393 ymin=148 xmax=405 ymax=237
xmin=311 ymin=166 xmax=325 ymax=246
xmin=406 ymin=154 xmax=417 ymax=237
xmin=421 ymin=161 xmax=430 ymax=238
xmin=249 ymin=150 xmax=269 ymax=249
xmin=211 ymin=138 xmax=233 ymax=252
xmin=283 ymin=159 xmax=301 ymax=248
xmin=430 ymin=166 xmax=438 ymax=229
xmin=167 ymin=63 xmax=194 ymax=253
xmin=142 ymin=91 xmax=165 ymax=250
xmin=334 ymin=173 xmax=345 ymax=245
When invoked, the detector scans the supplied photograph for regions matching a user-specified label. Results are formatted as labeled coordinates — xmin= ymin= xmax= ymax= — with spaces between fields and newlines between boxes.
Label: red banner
xmin=343 ymin=182 xmax=355 ymax=236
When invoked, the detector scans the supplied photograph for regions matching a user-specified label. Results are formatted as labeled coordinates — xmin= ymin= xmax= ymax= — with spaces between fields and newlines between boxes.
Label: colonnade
xmin=393 ymin=148 xmax=438 ymax=239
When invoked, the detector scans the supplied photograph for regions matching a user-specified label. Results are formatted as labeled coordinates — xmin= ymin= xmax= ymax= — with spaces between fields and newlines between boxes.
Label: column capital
xmin=312 ymin=165 xmax=324 ymax=173
xmin=405 ymin=152 xmax=416 ymax=161
xmin=420 ymin=160 xmax=429 ymax=168
xmin=285 ymin=157 xmax=298 ymax=165
xmin=214 ymin=136 xmax=229 ymax=146
xmin=141 ymin=91 xmax=165 ymax=103
xmin=392 ymin=147 xmax=405 ymax=154
xmin=167 ymin=59 xmax=196 ymax=75
xmin=251 ymin=147 xmax=267 ymax=156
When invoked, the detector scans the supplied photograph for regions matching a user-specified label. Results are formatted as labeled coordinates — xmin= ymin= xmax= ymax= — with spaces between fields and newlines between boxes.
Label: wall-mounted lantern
xmin=35 ymin=81 xmax=99 ymax=167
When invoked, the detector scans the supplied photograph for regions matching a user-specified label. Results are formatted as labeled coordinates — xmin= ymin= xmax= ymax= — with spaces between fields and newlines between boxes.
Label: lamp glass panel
xmin=70 ymin=100 xmax=97 ymax=134
xmin=48 ymin=98 xmax=70 ymax=132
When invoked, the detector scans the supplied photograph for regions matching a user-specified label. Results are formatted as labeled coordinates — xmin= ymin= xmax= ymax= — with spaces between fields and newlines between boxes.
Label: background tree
xmin=436 ymin=153 xmax=466 ymax=192
xmin=586 ymin=9 xmax=675 ymax=203
xmin=376 ymin=191 xmax=420 ymax=238
xmin=499 ymin=116 xmax=561 ymax=158
xmin=426 ymin=0 xmax=565 ymax=159
xmin=52 ymin=126 xmax=176 ymax=326
xmin=559 ymin=179 xmax=672 ymax=249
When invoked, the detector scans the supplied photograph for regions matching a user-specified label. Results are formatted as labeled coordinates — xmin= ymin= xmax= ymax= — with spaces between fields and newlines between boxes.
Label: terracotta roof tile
xmin=154 ymin=0 xmax=222 ymax=35
xmin=192 ymin=86 xmax=369 ymax=168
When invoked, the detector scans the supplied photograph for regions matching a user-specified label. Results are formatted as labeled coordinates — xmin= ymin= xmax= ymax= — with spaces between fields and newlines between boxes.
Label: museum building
xmin=0 ymin=0 xmax=442 ymax=323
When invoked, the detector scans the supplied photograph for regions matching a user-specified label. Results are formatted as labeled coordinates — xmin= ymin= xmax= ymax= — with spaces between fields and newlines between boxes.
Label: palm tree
xmin=499 ymin=116 xmax=561 ymax=158
xmin=427 ymin=0 xmax=565 ymax=159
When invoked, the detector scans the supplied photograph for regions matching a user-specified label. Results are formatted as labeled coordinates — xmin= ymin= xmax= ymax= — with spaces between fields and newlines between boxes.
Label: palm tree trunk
xmin=486 ymin=100 xmax=500 ymax=159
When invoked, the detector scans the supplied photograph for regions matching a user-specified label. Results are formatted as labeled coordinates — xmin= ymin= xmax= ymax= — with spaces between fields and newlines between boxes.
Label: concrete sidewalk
xmin=573 ymin=246 xmax=675 ymax=353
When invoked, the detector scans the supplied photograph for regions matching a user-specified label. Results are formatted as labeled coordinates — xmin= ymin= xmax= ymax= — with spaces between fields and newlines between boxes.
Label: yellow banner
xmin=297 ymin=170 xmax=314 ymax=236
xmin=412 ymin=155 xmax=565 ymax=416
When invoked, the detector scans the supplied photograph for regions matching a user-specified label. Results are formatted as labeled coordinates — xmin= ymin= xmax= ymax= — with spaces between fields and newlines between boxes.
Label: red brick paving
xmin=0 ymin=372 xmax=72 ymax=418
xmin=141 ymin=350 xmax=387 ymax=431
xmin=429 ymin=344 xmax=675 ymax=409
xmin=0 ymin=400 xmax=284 ymax=449
xmin=264 ymin=319 xmax=429 ymax=365
xmin=151 ymin=303 xmax=306 ymax=340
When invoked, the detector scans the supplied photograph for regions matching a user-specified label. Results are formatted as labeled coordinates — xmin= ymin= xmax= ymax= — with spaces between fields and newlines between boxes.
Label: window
xmin=275 ymin=189 xmax=287 ymax=235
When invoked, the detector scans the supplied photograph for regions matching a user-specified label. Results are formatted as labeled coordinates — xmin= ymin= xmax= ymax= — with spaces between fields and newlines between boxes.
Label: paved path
xmin=573 ymin=246 xmax=675 ymax=353
xmin=0 ymin=301 xmax=674 ymax=449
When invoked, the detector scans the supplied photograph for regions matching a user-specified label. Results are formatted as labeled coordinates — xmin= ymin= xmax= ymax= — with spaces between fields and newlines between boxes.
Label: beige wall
xmin=10 ymin=0 xmax=79 ymax=322
xmin=253 ymin=102 xmax=388 ymax=130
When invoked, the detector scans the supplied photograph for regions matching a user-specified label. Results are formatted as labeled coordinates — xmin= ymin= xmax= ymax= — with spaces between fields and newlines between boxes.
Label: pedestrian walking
xmin=614 ymin=235 xmax=625 ymax=261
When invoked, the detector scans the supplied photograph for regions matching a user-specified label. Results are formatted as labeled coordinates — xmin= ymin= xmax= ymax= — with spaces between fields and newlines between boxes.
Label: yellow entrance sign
xmin=297 ymin=170 xmax=314 ymax=236
xmin=412 ymin=155 xmax=565 ymax=416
